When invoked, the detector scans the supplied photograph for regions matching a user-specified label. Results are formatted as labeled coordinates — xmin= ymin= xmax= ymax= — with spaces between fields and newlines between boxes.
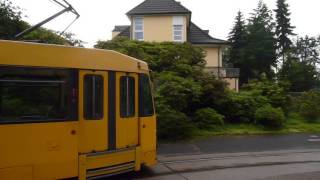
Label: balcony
xmin=205 ymin=67 xmax=240 ymax=78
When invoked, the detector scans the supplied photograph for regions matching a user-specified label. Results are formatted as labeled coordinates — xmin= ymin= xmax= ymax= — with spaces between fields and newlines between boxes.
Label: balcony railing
xmin=205 ymin=67 xmax=240 ymax=78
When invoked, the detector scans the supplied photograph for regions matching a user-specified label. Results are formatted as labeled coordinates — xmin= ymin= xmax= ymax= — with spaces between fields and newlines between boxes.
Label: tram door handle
xmin=142 ymin=124 xmax=146 ymax=128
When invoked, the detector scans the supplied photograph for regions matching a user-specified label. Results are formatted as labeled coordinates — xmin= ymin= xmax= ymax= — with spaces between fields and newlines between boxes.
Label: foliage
xmin=278 ymin=56 xmax=319 ymax=92
xmin=196 ymin=73 xmax=230 ymax=113
xmin=156 ymin=102 xmax=196 ymax=140
xmin=278 ymin=36 xmax=320 ymax=92
xmin=154 ymin=72 xmax=202 ymax=112
xmin=292 ymin=90 xmax=320 ymax=122
xmin=241 ymin=74 xmax=287 ymax=109
xmin=226 ymin=91 xmax=268 ymax=123
xmin=227 ymin=11 xmax=249 ymax=85
xmin=255 ymin=105 xmax=285 ymax=128
xmin=193 ymin=108 xmax=224 ymax=129
xmin=246 ymin=1 xmax=277 ymax=80
xmin=226 ymin=1 xmax=278 ymax=85
xmin=0 ymin=0 xmax=28 ymax=39
xmin=274 ymin=0 xmax=295 ymax=60
xmin=0 ymin=0 xmax=83 ymax=46
xmin=293 ymin=36 xmax=320 ymax=66
xmin=95 ymin=38 xmax=206 ymax=76
xmin=225 ymin=75 xmax=287 ymax=123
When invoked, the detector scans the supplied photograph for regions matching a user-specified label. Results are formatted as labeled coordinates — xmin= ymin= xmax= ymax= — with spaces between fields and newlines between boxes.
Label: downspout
xmin=218 ymin=46 xmax=221 ymax=79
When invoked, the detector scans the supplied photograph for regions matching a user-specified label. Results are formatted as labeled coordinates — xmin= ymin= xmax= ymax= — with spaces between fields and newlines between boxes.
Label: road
xmin=105 ymin=134 xmax=320 ymax=180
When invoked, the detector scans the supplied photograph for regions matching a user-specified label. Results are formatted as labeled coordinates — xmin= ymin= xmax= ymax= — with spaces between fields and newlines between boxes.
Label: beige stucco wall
xmin=224 ymin=78 xmax=239 ymax=92
xmin=132 ymin=16 xmax=187 ymax=42
xmin=203 ymin=47 xmax=222 ymax=67
xmin=112 ymin=31 xmax=120 ymax=39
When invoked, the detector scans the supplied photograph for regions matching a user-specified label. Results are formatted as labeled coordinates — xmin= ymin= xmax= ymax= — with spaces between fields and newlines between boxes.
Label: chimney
xmin=204 ymin=30 xmax=209 ymax=34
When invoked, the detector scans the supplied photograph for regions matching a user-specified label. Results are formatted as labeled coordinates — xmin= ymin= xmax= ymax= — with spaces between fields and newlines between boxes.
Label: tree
xmin=274 ymin=0 xmax=295 ymax=62
xmin=227 ymin=11 xmax=248 ymax=85
xmin=245 ymin=1 xmax=277 ymax=81
xmin=278 ymin=55 xmax=318 ymax=92
xmin=0 ymin=0 xmax=28 ymax=39
xmin=0 ymin=0 xmax=83 ymax=46
xmin=293 ymin=36 xmax=320 ymax=66
xmin=277 ymin=36 xmax=320 ymax=92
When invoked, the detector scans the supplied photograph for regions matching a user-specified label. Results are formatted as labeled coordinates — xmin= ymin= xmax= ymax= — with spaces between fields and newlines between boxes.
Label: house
xmin=112 ymin=0 xmax=239 ymax=91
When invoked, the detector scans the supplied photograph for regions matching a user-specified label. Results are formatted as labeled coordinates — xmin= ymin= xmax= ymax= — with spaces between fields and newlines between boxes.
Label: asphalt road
xmin=158 ymin=133 xmax=320 ymax=155
xmin=103 ymin=134 xmax=320 ymax=180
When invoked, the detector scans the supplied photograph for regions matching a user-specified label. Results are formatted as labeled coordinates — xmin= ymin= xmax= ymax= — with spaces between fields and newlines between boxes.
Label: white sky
xmin=13 ymin=0 xmax=320 ymax=47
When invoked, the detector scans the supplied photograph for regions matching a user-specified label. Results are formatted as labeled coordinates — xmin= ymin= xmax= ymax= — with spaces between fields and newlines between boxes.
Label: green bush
xmin=242 ymin=76 xmax=288 ymax=111
xmin=193 ymin=108 xmax=224 ymax=129
xmin=226 ymin=91 xmax=269 ymax=123
xmin=255 ymin=105 xmax=285 ymax=129
xmin=156 ymin=103 xmax=196 ymax=140
xmin=154 ymin=72 xmax=202 ymax=112
xmin=297 ymin=90 xmax=320 ymax=122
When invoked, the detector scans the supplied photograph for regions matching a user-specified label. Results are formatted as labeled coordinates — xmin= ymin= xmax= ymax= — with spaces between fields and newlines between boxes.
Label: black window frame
xmin=0 ymin=66 xmax=78 ymax=124
xmin=120 ymin=76 xmax=135 ymax=118
xmin=139 ymin=73 xmax=155 ymax=117
xmin=83 ymin=74 xmax=104 ymax=120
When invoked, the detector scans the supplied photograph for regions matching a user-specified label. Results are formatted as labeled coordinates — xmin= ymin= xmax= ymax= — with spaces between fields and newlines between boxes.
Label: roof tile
xmin=127 ymin=0 xmax=191 ymax=16
xmin=188 ymin=22 xmax=228 ymax=45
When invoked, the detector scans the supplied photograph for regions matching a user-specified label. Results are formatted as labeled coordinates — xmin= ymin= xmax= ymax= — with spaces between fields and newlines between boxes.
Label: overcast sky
xmin=13 ymin=0 xmax=320 ymax=47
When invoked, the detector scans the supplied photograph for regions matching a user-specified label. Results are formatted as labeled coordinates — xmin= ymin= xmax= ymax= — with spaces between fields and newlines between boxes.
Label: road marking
xmin=307 ymin=139 xmax=320 ymax=142
xmin=310 ymin=135 xmax=319 ymax=138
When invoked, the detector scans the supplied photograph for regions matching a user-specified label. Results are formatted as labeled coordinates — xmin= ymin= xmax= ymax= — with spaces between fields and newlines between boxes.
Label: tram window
xmin=120 ymin=76 xmax=135 ymax=118
xmin=84 ymin=75 xmax=103 ymax=120
xmin=0 ymin=67 xmax=77 ymax=123
xmin=139 ymin=74 xmax=154 ymax=117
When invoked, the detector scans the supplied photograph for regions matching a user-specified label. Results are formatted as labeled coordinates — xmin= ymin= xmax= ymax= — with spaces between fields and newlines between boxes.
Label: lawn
xmin=194 ymin=114 xmax=320 ymax=138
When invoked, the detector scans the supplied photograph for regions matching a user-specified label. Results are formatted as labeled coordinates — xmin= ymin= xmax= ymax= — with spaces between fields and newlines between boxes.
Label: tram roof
xmin=0 ymin=40 xmax=149 ymax=73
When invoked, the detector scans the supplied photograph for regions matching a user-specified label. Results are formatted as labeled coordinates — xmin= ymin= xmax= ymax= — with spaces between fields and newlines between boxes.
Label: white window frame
xmin=173 ymin=16 xmax=184 ymax=42
xmin=133 ymin=17 xmax=144 ymax=41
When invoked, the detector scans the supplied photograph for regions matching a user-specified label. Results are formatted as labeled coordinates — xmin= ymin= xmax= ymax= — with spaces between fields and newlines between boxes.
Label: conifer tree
xmin=227 ymin=11 xmax=248 ymax=85
xmin=274 ymin=0 xmax=295 ymax=61
xmin=246 ymin=0 xmax=277 ymax=81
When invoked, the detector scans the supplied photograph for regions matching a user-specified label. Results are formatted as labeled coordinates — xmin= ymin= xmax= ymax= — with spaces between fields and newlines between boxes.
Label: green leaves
xmin=154 ymin=72 xmax=202 ymax=112
xmin=0 ymin=0 xmax=83 ymax=46
xmin=227 ymin=1 xmax=277 ymax=85
xmin=255 ymin=105 xmax=285 ymax=129
xmin=0 ymin=0 xmax=27 ymax=39
xmin=275 ymin=0 xmax=295 ymax=57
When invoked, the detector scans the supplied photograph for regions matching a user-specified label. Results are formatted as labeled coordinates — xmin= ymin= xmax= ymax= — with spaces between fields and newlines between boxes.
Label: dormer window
xmin=173 ymin=16 xmax=184 ymax=42
xmin=133 ymin=17 xmax=144 ymax=41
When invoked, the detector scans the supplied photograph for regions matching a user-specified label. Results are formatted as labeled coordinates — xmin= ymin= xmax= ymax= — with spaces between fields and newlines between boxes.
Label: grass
xmin=194 ymin=113 xmax=320 ymax=138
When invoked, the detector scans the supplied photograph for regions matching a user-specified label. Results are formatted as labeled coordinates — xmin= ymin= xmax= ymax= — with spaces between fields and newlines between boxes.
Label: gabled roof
xmin=113 ymin=25 xmax=130 ymax=32
xmin=127 ymin=0 xmax=191 ymax=16
xmin=188 ymin=22 xmax=228 ymax=45
xmin=117 ymin=26 xmax=131 ymax=38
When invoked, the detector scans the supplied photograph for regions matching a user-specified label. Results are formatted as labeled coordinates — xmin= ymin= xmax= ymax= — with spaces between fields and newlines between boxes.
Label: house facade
xmin=112 ymin=0 xmax=239 ymax=91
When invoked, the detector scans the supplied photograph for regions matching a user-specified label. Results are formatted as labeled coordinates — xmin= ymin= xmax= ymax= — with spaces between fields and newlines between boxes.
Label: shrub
xmin=225 ymin=91 xmax=269 ymax=123
xmin=193 ymin=108 xmax=224 ymax=129
xmin=242 ymin=76 xmax=288 ymax=111
xmin=297 ymin=90 xmax=320 ymax=122
xmin=255 ymin=105 xmax=285 ymax=129
xmin=154 ymin=72 xmax=202 ymax=112
xmin=156 ymin=103 xmax=196 ymax=140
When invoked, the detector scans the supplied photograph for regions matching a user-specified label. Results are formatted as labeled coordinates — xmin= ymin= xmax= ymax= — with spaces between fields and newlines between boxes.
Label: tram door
xmin=78 ymin=70 xmax=108 ymax=153
xmin=115 ymin=72 xmax=139 ymax=149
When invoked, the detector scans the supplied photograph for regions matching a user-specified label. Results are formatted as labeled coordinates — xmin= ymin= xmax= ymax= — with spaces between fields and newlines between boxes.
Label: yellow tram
xmin=0 ymin=40 xmax=157 ymax=179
